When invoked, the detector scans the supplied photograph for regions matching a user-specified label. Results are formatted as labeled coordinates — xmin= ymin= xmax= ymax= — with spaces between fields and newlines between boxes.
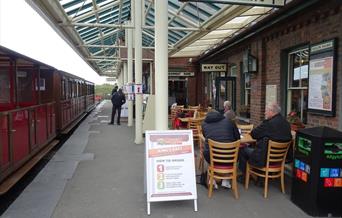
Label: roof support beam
xmin=178 ymin=0 xmax=285 ymax=7
xmin=65 ymin=22 xmax=202 ymax=32
xmin=80 ymin=44 xmax=157 ymax=50
xmin=168 ymin=7 xmax=199 ymax=28
xmin=169 ymin=5 xmax=251 ymax=56
xmin=72 ymin=1 xmax=121 ymax=22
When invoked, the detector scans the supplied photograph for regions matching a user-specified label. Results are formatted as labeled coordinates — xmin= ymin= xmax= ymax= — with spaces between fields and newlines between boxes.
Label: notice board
xmin=145 ymin=130 xmax=197 ymax=215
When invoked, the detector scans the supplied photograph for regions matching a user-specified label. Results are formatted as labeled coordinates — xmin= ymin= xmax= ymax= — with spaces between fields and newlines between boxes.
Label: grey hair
xmin=223 ymin=100 xmax=231 ymax=109
xmin=266 ymin=102 xmax=281 ymax=114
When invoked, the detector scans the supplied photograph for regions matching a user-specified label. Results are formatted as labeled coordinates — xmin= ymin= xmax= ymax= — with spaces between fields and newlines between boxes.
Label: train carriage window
xmin=68 ymin=80 xmax=73 ymax=98
xmin=39 ymin=70 xmax=53 ymax=103
xmin=61 ymin=79 xmax=66 ymax=100
xmin=0 ymin=68 xmax=11 ymax=103
xmin=16 ymin=69 xmax=34 ymax=104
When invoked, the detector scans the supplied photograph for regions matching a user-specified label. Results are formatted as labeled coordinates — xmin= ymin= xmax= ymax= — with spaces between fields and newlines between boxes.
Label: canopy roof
xmin=26 ymin=0 xmax=290 ymax=77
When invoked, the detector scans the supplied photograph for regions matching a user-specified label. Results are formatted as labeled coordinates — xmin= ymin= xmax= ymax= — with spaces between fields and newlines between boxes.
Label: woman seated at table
xmin=202 ymin=110 xmax=240 ymax=188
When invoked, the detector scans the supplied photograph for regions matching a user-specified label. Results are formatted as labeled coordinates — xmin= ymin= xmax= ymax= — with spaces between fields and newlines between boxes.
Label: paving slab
xmin=2 ymin=101 xmax=317 ymax=218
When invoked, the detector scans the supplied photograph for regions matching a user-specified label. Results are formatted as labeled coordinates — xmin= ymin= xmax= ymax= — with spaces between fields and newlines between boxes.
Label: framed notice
xmin=265 ymin=84 xmax=277 ymax=106
xmin=308 ymin=39 xmax=337 ymax=116
xmin=145 ymin=130 xmax=197 ymax=215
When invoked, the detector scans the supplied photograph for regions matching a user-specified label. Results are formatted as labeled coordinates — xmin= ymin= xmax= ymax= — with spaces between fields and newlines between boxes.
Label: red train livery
xmin=0 ymin=46 xmax=95 ymax=193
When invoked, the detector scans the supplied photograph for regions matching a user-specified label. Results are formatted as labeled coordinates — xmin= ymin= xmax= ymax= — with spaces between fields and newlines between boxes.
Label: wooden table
xmin=178 ymin=117 xmax=192 ymax=123
xmin=240 ymin=133 xmax=256 ymax=144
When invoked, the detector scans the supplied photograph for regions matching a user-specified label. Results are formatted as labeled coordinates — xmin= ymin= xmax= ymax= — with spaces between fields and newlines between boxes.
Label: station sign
xmin=168 ymin=72 xmax=194 ymax=77
xmin=134 ymin=84 xmax=143 ymax=94
xmin=201 ymin=64 xmax=227 ymax=72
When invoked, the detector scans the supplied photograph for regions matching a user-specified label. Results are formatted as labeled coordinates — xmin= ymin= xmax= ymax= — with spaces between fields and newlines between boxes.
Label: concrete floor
xmin=2 ymin=101 xmax=315 ymax=218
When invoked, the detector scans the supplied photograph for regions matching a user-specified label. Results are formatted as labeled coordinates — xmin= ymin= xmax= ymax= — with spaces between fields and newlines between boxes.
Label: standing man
xmin=109 ymin=85 xmax=118 ymax=125
xmin=238 ymin=102 xmax=292 ymax=178
xmin=109 ymin=88 xmax=126 ymax=125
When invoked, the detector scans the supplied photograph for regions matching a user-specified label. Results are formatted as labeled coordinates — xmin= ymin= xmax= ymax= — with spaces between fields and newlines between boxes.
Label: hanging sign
xmin=145 ymin=130 xmax=197 ymax=215
xmin=201 ymin=64 xmax=226 ymax=72
xmin=125 ymin=84 xmax=134 ymax=94
xmin=135 ymin=84 xmax=143 ymax=94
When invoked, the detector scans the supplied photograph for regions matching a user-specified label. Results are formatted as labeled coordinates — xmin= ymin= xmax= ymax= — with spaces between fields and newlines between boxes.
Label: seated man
xmin=202 ymin=111 xmax=240 ymax=188
xmin=223 ymin=100 xmax=236 ymax=121
xmin=238 ymin=102 xmax=292 ymax=180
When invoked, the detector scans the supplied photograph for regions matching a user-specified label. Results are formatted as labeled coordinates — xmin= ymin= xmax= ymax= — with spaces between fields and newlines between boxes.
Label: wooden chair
xmin=187 ymin=117 xmax=204 ymax=146
xmin=207 ymin=139 xmax=240 ymax=199
xmin=170 ymin=105 xmax=184 ymax=129
xmin=245 ymin=140 xmax=292 ymax=198
xmin=198 ymin=133 xmax=205 ymax=173
xmin=237 ymin=124 xmax=254 ymax=134
xmin=188 ymin=105 xmax=200 ymax=110
xmin=198 ymin=111 xmax=207 ymax=118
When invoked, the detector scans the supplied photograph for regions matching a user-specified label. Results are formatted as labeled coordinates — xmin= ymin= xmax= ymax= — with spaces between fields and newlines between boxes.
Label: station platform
xmin=2 ymin=101 xmax=313 ymax=218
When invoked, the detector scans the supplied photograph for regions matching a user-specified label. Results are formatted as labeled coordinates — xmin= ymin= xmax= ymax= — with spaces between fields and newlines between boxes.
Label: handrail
xmin=0 ymin=102 xmax=56 ymax=115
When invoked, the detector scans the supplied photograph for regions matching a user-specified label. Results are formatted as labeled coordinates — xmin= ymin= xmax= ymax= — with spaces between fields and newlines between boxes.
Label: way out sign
xmin=145 ymin=130 xmax=198 ymax=215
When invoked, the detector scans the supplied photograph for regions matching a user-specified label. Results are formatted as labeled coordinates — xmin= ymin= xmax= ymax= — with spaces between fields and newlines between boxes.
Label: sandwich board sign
xmin=145 ymin=130 xmax=198 ymax=215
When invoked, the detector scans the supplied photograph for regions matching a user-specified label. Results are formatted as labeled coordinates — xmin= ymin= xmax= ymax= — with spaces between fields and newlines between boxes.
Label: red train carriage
xmin=0 ymin=46 xmax=95 ymax=193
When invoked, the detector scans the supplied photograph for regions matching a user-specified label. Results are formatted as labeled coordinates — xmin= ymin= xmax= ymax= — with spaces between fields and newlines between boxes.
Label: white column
xmin=117 ymin=72 xmax=122 ymax=87
xmin=127 ymin=21 xmax=133 ymax=127
xmin=149 ymin=62 xmax=153 ymax=94
xmin=123 ymin=62 xmax=127 ymax=85
xmin=155 ymin=0 xmax=168 ymax=130
xmin=134 ymin=0 xmax=143 ymax=144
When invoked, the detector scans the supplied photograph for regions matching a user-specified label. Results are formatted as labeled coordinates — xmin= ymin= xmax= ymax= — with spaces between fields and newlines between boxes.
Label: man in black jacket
xmin=109 ymin=88 xmax=126 ymax=125
xmin=238 ymin=102 xmax=292 ymax=176
xmin=202 ymin=111 xmax=240 ymax=188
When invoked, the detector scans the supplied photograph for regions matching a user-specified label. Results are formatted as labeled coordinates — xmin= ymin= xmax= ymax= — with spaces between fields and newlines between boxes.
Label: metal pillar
xmin=134 ymin=0 xmax=143 ymax=143
xmin=155 ymin=0 xmax=168 ymax=130
xmin=127 ymin=21 xmax=133 ymax=127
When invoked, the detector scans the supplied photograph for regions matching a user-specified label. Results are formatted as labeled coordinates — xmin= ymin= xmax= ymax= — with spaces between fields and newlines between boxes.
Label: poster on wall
xmin=308 ymin=39 xmax=336 ymax=116
xmin=145 ymin=130 xmax=197 ymax=215
xmin=265 ymin=85 xmax=277 ymax=106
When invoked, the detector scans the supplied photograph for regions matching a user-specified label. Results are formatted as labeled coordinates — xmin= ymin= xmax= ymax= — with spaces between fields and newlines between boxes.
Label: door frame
xmin=215 ymin=77 xmax=236 ymax=113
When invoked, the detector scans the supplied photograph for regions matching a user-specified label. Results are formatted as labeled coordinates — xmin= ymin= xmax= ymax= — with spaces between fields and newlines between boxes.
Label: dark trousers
xmin=238 ymin=146 xmax=254 ymax=174
xmin=110 ymin=105 xmax=122 ymax=124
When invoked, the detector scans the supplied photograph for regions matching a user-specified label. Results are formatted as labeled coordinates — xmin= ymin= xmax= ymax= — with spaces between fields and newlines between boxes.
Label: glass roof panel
xmin=30 ymin=0 xmax=290 ymax=75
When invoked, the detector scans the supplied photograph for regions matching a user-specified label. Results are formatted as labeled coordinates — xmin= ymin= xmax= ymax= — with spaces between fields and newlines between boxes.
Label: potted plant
xmin=287 ymin=111 xmax=305 ymax=131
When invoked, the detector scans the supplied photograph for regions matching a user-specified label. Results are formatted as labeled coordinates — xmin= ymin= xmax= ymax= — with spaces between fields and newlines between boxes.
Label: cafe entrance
xmin=215 ymin=77 xmax=236 ymax=113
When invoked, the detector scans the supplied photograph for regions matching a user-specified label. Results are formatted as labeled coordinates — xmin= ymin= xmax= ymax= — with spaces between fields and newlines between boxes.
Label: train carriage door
xmin=0 ymin=60 xmax=14 ymax=111
xmin=215 ymin=77 xmax=236 ymax=113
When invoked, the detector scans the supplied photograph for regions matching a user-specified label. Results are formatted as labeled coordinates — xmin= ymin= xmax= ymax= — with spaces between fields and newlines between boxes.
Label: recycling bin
xmin=291 ymin=126 xmax=342 ymax=217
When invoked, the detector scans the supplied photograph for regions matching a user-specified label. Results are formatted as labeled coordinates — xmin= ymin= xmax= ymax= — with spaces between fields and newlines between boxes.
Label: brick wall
xmin=169 ymin=57 xmax=198 ymax=105
xmin=261 ymin=2 xmax=342 ymax=128
xmin=197 ymin=1 xmax=342 ymax=129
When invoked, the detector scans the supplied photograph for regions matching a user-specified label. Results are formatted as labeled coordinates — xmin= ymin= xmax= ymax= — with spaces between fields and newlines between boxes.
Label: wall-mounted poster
xmin=308 ymin=39 xmax=337 ymax=116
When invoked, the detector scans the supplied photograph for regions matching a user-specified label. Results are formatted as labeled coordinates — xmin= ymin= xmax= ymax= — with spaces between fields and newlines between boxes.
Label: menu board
xmin=308 ymin=57 xmax=333 ymax=111
xmin=308 ymin=39 xmax=336 ymax=116
xmin=145 ymin=130 xmax=197 ymax=214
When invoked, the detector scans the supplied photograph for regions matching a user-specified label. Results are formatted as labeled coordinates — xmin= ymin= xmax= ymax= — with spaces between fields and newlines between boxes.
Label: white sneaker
xmin=208 ymin=179 xmax=218 ymax=189
xmin=221 ymin=179 xmax=231 ymax=189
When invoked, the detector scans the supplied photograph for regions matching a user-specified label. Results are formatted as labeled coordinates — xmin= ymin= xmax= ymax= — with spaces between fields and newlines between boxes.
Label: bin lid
xmin=297 ymin=126 xmax=342 ymax=139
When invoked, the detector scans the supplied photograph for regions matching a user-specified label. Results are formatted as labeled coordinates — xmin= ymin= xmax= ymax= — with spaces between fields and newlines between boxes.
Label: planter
xmin=291 ymin=124 xmax=305 ymax=131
